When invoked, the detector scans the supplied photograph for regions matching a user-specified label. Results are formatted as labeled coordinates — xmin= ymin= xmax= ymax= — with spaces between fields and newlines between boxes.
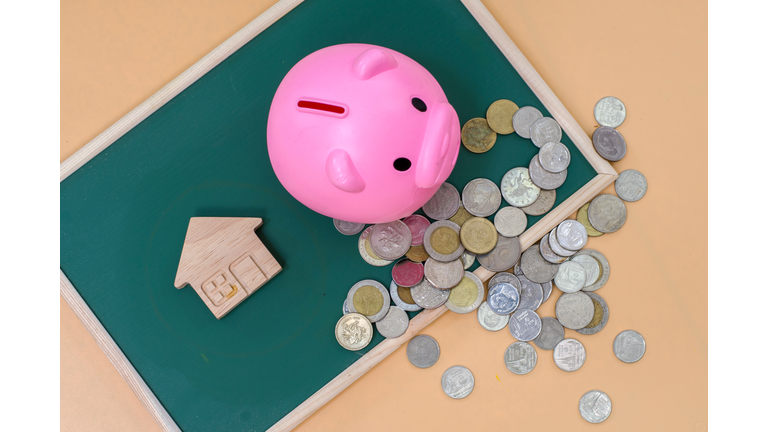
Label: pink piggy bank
xmin=267 ymin=43 xmax=460 ymax=224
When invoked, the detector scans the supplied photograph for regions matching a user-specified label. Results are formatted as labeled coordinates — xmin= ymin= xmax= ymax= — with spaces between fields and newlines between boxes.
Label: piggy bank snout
xmin=415 ymin=102 xmax=459 ymax=188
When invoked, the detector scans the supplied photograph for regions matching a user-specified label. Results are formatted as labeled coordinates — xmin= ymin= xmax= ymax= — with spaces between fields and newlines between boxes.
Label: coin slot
xmin=297 ymin=100 xmax=346 ymax=115
xmin=411 ymin=97 xmax=427 ymax=112
xmin=393 ymin=157 xmax=411 ymax=172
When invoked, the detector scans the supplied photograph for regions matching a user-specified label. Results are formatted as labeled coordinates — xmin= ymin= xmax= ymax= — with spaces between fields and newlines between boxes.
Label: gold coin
xmin=430 ymin=226 xmax=461 ymax=255
xmin=486 ymin=99 xmax=519 ymax=134
xmin=459 ymin=217 xmax=498 ymax=254
xmin=461 ymin=118 xmax=497 ymax=153
xmin=577 ymin=202 xmax=604 ymax=237
xmin=352 ymin=285 xmax=384 ymax=316
xmin=448 ymin=276 xmax=479 ymax=308
xmin=397 ymin=285 xmax=417 ymax=305
xmin=583 ymin=298 xmax=604 ymax=329
xmin=406 ymin=244 xmax=429 ymax=262
xmin=448 ymin=205 xmax=473 ymax=227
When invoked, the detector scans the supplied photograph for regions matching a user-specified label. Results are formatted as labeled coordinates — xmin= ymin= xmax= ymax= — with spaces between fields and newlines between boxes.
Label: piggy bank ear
xmin=326 ymin=149 xmax=366 ymax=193
xmin=351 ymin=48 xmax=398 ymax=80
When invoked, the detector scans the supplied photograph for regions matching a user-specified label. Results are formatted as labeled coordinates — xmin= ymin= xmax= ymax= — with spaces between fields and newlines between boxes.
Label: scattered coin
xmin=406 ymin=244 xmax=430 ymax=262
xmin=460 ymin=217 xmax=498 ymax=254
xmin=557 ymin=220 xmax=588 ymax=251
xmin=529 ymin=155 xmax=567 ymax=190
xmin=370 ymin=220 xmax=412 ymax=260
xmin=577 ymin=203 xmax=603 ymax=237
xmin=504 ymin=341 xmax=537 ymax=375
xmin=517 ymin=275 xmax=544 ymax=311
xmin=333 ymin=219 xmax=365 ymax=235
xmin=448 ymin=205 xmax=474 ymax=227
xmin=358 ymin=226 xmax=394 ymax=266
xmin=555 ymin=292 xmax=595 ymax=330
xmin=411 ymin=277 xmax=450 ymax=309
xmin=445 ymin=272 xmax=485 ymax=314
xmin=461 ymin=118 xmax=497 ymax=153
xmin=613 ymin=330 xmax=646 ymax=363
xmin=346 ymin=279 xmax=390 ymax=323
xmin=574 ymin=249 xmax=610 ymax=291
xmin=335 ymin=313 xmax=373 ymax=351
xmin=520 ymin=245 xmax=560 ymax=283
xmin=553 ymin=338 xmax=587 ymax=372
xmin=424 ymin=220 xmax=465 ymax=262
xmin=570 ymin=254 xmax=601 ymax=286
xmin=477 ymin=235 xmax=521 ymax=272
xmin=376 ymin=306 xmax=410 ymax=338
xmin=615 ymin=169 xmax=648 ymax=202
xmin=588 ymin=194 xmax=627 ymax=233
xmin=529 ymin=117 xmax=562 ymax=148
xmin=390 ymin=280 xmax=422 ymax=312
xmin=422 ymin=182 xmax=461 ymax=220
xmin=407 ymin=334 xmax=440 ymax=368
xmin=592 ymin=126 xmax=627 ymax=161
xmin=462 ymin=178 xmax=502 ymax=217
xmin=512 ymin=106 xmax=543 ymax=139
xmin=521 ymin=189 xmax=556 ymax=216
xmin=486 ymin=99 xmax=519 ymax=134
xmin=508 ymin=308 xmax=542 ymax=341
xmin=488 ymin=272 xmax=522 ymax=295
xmin=424 ymin=258 xmax=465 ymax=289
xmin=533 ymin=317 xmax=565 ymax=350
xmin=402 ymin=214 xmax=431 ymax=246
xmin=441 ymin=365 xmax=475 ymax=399
xmin=477 ymin=301 xmax=511 ymax=331
xmin=486 ymin=282 xmax=520 ymax=315
xmin=501 ymin=167 xmax=541 ymax=207
xmin=494 ymin=206 xmax=527 ymax=237
xmin=539 ymin=233 xmax=569 ymax=264
xmin=460 ymin=251 xmax=476 ymax=269
xmin=554 ymin=261 xmax=587 ymax=293
xmin=594 ymin=96 xmax=626 ymax=128
xmin=579 ymin=390 xmax=612 ymax=424
xmin=538 ymin=142 xmax=571 ymax=173
xmin=548 ymin=226 xmax=577 ymax=257
xmin=342 ymin=298 xmax=351 ymax=315
xmin=576 ymin=292 xmax=610 ymax=335
xmin=391 ymin=259 xmax=425 ymax=287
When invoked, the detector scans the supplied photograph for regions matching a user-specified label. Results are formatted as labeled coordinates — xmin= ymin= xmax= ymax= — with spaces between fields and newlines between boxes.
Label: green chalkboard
xmin=60 ymin=0 xmax=597 ymax=430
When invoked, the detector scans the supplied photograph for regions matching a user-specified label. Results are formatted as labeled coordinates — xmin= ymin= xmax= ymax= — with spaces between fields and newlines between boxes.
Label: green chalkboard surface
xmin=60 ymin=0 xmax=597 ymax=430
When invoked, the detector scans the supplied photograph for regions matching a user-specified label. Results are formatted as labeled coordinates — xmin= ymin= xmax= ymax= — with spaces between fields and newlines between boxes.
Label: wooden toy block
xmin=174 ymin=217 xmax=282 ymax=319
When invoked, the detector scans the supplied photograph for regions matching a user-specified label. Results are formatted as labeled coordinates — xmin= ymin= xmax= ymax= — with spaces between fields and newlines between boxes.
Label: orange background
xmin=61 ymin=0 xmax=707 ymax=431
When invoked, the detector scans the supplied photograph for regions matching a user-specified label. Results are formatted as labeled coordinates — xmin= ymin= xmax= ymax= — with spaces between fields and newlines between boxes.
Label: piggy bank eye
xmin=411 ymin=97 xmax=427 ymax=112
xmin=394 ymin=158 xmax=412 ymax=172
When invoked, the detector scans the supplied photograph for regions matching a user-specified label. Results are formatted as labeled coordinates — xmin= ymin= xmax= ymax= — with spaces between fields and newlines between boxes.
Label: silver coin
xmin=410 ymin=277 xmax=450 ymax=309
xmin=342 ymin=299 xmax=351 ymax=315
xmin=488 ymin=272 xmax=522 ymax=295
xmin=553 ymin=338 xmax=587 ymax=372
xmin=592 ymin=126 xmax=627 ymax=162
xmin=445 ymin=272 xmax=485 ymax=314
xmin=548 ymin=226 xmax=577 ymax=257
xmin=370 ymin=220 xmax=412 ymax=260
xmin=517 ymin=275 xmax=544 ymax=311
xmin=389 ymin=280 xmax=423 ymax=312
xmin=333 ymin=218 xmax=365 ymax=235
xmin=538 ymin=142 xmax=570 ymax=173
xmin=406 ymin=334 xmax=440 ymax=368
xmin=423 ymin=220 xmax=465 ymax=262
xmin=486 ymin=282 xmax=520 ymax=315
xmin=554 ymin=261 xmax=587 ymax=293
xmin=493 ymin=206 xmax=527 ymax=237
xmin=520 ymin=245 xmax=559 ymax=283
xmin=358 ymin=226 xmax=394 ymax=266
xmin=579 ymin=390 xmax=612 ymax=423
xmin=375 ymin=306 xmax=409 ymax=338
xmin=441 ymin=365 xmax=475 ymax=399
xmin=460 ymin=251 xmax=476 ymax=269
xmin=422 ymin=182 xmax=461 ymax=220
xmin=477 ymin=235 xmax=521 ymax=272
xmin=529 ymin=155 xmax=567 ymax=190
xmin=574 ymin=249 xmax=610 ymax=292
xmin=462 ymin=178 xmax=502 ymax=217
xmin=500 ymin=167 xmax=541 ymax=207
xmin=533 ymin=316 xmax=564 ymax=350
xmin=508 ymin=308 xmax=542 ymax=341
xmin=424 ymin=258 xmax=465 ymax=289
xmin=521 ymin=189 xmax=556 ymax=216
xmin=594 ymin=96 xmax=626 ymax=128
xmin=615 ymin=169 xmax=648 ymax=202
xmin=542 ymin=281 xmax=553 ymax=302
xmin=540 ymin=233 xmax=569 ymax=264
xmin=529 ymin=117 xmax=562 ymax=148
xmin=557 ymin=220 xmax=588 ymax=251
xmin=570 ymin=255 xmax=601 ymax=286
xmin=477 ymin=301 xmax=510 ymax=331
xmin=512 ymin=106 xmax=543 ymax=139
xmin=576 ymin=292 xmax=610 ymax=335
xmin=555 ymin=292 xmax=595 ymax=330
xmin=588 ymin=194 xmax=627 ymax=233
xmin=504 ymin=341 xmax=537 ymax=375
xmin=513 ymin=261 xmax=523 ymax=276
xmin=346 ymin=279 xmax=391 ymax=323
xmin=335 ymin=313 xmax=373 ymax=351
xmin=613 ymin=329 xmax=646 ymax=363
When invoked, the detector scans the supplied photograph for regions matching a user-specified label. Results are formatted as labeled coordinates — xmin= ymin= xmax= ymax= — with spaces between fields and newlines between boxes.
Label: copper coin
xmin=392 ymin=259 xmax=425 ymax=287
xmin=403 ymin=214 xmax=431 ymax=246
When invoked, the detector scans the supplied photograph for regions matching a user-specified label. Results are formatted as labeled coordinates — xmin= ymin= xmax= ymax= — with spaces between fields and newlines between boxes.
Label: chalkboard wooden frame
xmin=60 ymin=0 xmax=617 ymax=431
